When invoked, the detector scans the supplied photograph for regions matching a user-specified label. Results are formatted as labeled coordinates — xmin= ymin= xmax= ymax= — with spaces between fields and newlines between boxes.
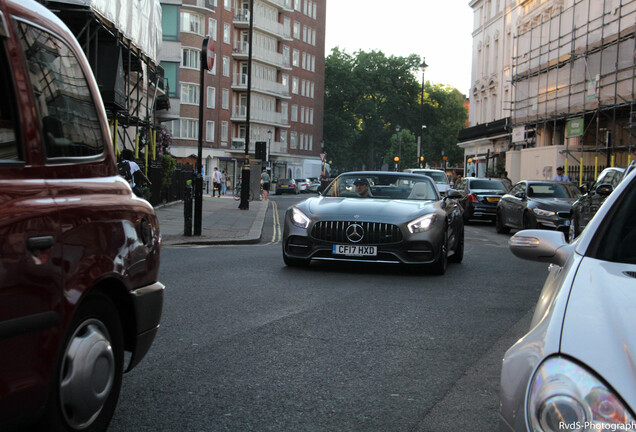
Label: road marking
xmin=267 ymin=200 xmax=281 ymax=245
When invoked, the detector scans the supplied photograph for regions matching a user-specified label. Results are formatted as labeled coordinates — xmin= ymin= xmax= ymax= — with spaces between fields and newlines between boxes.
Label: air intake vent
xmin=624 ymin=271 xmax=636 ymax=279
xmin=311 ymin=221 xmax=403 ymax=244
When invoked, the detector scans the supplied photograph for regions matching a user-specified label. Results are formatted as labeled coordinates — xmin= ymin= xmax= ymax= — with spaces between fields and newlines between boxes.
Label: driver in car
xmin=354 ymin=178 xmax=373 ymax=198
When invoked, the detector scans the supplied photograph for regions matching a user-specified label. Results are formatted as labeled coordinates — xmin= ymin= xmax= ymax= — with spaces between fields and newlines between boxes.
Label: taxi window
xmin=16 ymin=21 xmax=105 ymax=159
xmin=0 ymin=41 xmax=20 ymax=163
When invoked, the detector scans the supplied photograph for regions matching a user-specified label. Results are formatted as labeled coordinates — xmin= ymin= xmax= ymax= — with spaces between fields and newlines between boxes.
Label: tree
xmin=323 ymin=48 xmax=468 ymax=172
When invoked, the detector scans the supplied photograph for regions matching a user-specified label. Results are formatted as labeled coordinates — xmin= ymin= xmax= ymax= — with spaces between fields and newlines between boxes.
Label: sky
xmin=324 ymin=0 xmax=474 ymax=96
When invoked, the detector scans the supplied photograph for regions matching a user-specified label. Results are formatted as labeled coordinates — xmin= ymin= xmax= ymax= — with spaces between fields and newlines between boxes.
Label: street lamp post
xmin=239 ymin=0 xmax=254 ymax=210
xmin=396 ymin=125 xmax=401 ymax=171
xmin=267 ymin=129 xmax=272 ymax=168
xmin=418 ymin=57 xmax=428 ymax=168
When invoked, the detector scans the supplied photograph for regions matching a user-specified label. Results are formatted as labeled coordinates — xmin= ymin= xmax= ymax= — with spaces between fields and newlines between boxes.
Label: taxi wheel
xmin=43 ymin=292 xmax=124 ymax=432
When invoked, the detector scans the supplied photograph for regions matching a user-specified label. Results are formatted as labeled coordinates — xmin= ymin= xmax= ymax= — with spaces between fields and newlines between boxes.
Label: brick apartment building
xmin=158 ymin=0 xmax=326 ymax=187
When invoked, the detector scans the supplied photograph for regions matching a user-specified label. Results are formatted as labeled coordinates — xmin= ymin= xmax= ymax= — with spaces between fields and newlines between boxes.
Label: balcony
xmin=232 ymin=74 xmax=290 ymax=99
xmin=231 ymin=105 xmax=290 ymax=127
xmin=261 ymin=0 xmax=293 ymax=12
xmin=233 ymin=10 xmax=292 ymax=41
xmin=232 ymin=41 xmax=291 ymax=70
xmin=181 ymin=0 xmax=215 ymax=13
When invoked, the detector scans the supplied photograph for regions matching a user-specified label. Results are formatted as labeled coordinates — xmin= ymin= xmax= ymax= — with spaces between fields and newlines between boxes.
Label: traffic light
xmin=255 ymin=141 xmax=267 ymax=161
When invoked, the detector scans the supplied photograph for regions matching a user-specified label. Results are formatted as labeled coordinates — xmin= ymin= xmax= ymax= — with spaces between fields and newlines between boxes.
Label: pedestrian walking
xmin=261 ymin=168 xmax=270 ymax=200
xmin=220 ymin=170 xmax=227 ymax=195
xmin=212 ymin=167 xmax=222 ymax=197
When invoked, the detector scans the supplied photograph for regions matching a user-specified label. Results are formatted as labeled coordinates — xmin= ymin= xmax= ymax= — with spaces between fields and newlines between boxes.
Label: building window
xmin=224 ymin=0 xmax=231 ymax=10
xmin=208 ymin=18 xmax=217 ymax=40
xmin=161 ymin=4 xmax=179 ymax=41
xmin=300 ymin=106 xmax=305 ymax=124
xmin=222 ymin=56 xmax=230 ymax=77
xmin=291 ymin=105 xmax=298 ymax=122
xmin=223 ymin=23 xmax=231 ymax=44
xmin=207 ymin=86 xmax=216 ymax=108
xmin=160 ymin=61 xmax=179 ymax=98
xmin=292 ymin=77 xmax=299 ymax=94
xmin=181 ymin=83 xmax=200 ymax=105
xmin=182 ymin=48 xmax=200 ymax=69
xmin=206 ymin=121 xmax=215 ymax=142
xmin=222 ymin=89 xmax=229 ymax=109
xmin=172 ymin=119 xmax=198 ymax=140
xmin=290 ymin=131 xmax=297 ymax=149
xmin=181 ymin=11 xmax=203 ymax=35
xmin=292 ymin=49 xmax=299 ymax=67
xmin=294 ymin=0 xmax=301 ymax=11
xmin=221 ymin=121 xmax=229 ymax=144
xmin=293 ymin=22 xmax=300 ymax=39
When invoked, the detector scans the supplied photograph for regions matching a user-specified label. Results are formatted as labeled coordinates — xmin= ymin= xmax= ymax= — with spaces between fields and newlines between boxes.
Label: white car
xmin=404 ymin=169 xmax=451 ymax=195
xmin=499 ymin=166 xmax=636 ymax=431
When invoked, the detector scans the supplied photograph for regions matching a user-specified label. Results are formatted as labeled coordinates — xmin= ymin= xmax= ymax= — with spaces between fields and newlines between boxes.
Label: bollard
xmin=184 ymin=180 xmax=193 ymax=236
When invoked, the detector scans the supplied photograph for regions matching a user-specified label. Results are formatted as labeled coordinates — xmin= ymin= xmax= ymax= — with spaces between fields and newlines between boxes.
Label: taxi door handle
xmin=27 ymin=235 xmax=54 ymax=251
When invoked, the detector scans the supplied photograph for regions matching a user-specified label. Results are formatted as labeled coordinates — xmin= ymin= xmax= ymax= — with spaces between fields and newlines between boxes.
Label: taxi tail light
xmin=469 ymin=193 xmax=479 ymax=203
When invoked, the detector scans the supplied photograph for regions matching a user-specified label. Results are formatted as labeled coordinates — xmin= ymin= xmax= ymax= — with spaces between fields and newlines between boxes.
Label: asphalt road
xmin=110 ymin=194 xmax=546 ymax=432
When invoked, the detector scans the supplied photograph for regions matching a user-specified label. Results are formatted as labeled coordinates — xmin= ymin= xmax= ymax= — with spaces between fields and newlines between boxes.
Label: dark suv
xmin=569 ymin=166 xmax=625 ymax=239
xmin=0 ymin=1 xmax=164 ymax=430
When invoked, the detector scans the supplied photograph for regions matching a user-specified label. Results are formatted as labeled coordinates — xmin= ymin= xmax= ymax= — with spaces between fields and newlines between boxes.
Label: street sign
xmin=566 ymin=118 xmax=584 ymax=138
xmin=320 ymin=152 xmax=326 ymax=162
xmin=202 ymin=36 xmax=215 ymax=71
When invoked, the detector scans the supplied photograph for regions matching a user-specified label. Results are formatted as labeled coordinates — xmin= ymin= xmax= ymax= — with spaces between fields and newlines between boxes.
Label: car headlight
xmin=407 ymin=214 xmax=436 ymax=233
xmin=528 ymin=356 xmax=635 ymax=432
xmin=291 ymin=207 xmax=311 ymax=229
xmin=533 ymin=208 xmax=556 ymax=217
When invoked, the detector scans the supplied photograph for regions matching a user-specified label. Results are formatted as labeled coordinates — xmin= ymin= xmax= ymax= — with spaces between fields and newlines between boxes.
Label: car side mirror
xmin=579 ymin=183 xmax=589 ymax=194
xmin=595 ymin=184 xmax=613 ymax=196
xmin=509 ymin=229 xmax=574 ymax=267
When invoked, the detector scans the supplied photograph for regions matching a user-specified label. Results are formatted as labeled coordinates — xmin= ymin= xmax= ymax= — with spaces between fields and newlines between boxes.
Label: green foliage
xmin=324 ymin=48 xmax=468 ymax=172
xmin=161 ymin=155 xmax=176 ymax=191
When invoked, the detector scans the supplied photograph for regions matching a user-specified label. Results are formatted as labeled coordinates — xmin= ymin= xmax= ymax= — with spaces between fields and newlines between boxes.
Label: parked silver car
xmin=499 ymin=167 xmax=636 ymax=431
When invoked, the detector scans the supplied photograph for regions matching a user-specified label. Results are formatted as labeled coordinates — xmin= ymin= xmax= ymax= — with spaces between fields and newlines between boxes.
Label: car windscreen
xmin=323 ymin=174 xmax=438 ymax=200
xmin=469 ymin=179 xmax=507 ymax=191
xmin=527 ymin=183 xmax=581 ymax=198
xmin=417 ymin=172 xmax=448 ymax=184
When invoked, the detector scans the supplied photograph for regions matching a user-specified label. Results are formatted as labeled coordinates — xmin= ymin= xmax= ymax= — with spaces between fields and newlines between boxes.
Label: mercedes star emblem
xmin=346 ymin=223 xmax=365 ymax=243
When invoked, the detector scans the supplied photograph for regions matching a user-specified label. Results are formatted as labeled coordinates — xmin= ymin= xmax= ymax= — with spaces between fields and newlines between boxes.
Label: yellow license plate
xmin=486 ymin=197 xmax=500 ymax=202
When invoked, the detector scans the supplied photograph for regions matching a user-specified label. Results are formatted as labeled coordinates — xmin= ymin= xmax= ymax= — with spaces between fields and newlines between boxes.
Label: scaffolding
xmin=511 ymin=0 xmax=635 ymax=178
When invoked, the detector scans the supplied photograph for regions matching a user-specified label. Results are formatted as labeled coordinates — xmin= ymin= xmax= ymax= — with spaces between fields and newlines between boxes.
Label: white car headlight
xmin=533 ymin=208 xmax=556 ymax=217
xmin=291 ymin=207 xmax=311 ymax=229
xmin=528 ymin=356 xmax=635 ymax=432
xmin=407 ymin=214 xmax=436 ymax=233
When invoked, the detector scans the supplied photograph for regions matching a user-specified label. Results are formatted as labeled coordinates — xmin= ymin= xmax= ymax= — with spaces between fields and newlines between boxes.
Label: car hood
xmin=298 ymin=196 xmax=438 ymax=222
xmin=531 ymin=197 xmax=577 ymax=210
xmin=560 ymin=257 xmax=636 ymax=411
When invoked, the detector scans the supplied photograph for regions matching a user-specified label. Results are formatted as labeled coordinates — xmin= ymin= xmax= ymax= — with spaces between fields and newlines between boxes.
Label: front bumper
xmin=127 ymin=281 xmax=165 ymax=371
xmin=284 ymin=236 xmax=440 ymax=264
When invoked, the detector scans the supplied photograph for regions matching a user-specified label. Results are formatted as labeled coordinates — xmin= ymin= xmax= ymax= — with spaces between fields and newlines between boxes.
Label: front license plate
xmin=333 ymin=245 xmax=377 ymax=256
xmin=486 ymin=197 xmax=500 ymax=202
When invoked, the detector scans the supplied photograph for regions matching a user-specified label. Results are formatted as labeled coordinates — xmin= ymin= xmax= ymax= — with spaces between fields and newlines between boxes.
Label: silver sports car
xmin=282 ymin=171 xmax=464 ymax=274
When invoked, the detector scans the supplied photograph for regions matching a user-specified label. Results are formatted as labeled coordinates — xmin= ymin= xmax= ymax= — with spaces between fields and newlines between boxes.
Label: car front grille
xmin=311 ymin=221 xmax=403 ymax=244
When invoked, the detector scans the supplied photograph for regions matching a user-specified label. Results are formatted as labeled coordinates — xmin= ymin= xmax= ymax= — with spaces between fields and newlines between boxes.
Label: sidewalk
xmin=155 ymin=195 xmax=269 ymax=246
